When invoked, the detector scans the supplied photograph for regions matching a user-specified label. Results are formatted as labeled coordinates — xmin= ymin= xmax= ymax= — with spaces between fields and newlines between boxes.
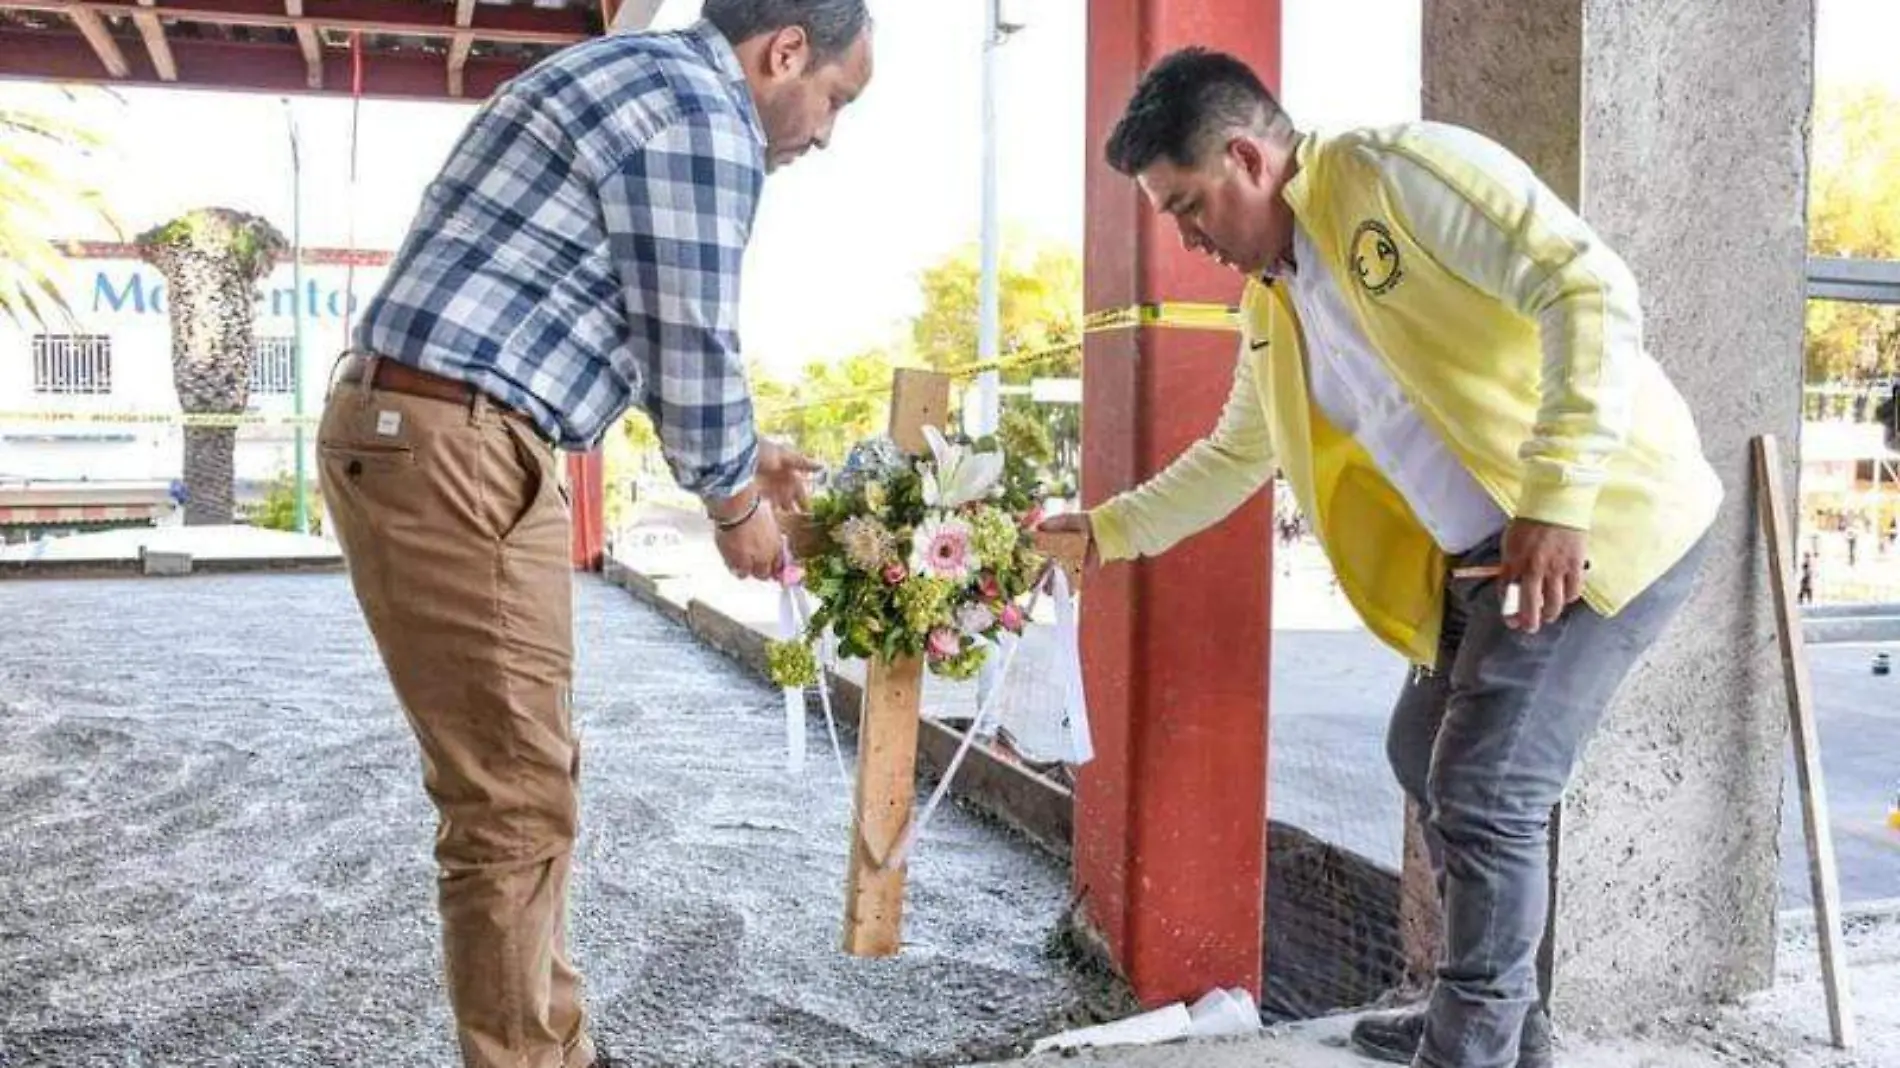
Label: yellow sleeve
xmin=1377 ymin=124 xmax=1641 ymax=531
xmin=1089 ymin=343 xmax=1276 ymax=561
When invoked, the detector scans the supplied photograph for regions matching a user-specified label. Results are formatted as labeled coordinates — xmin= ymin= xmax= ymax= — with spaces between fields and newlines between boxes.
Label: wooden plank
xmin=1031 ymin=528 xmax=1088 ymax=591
xmin=779 ymin=511 xmax=825 ymax=562
xmin=1754 ymin=433 xmax=1857 ymax=1050
xmin=131 ymin=0 xmax=176 ymax=81
xmin=838 ymin=366 xmax=953 ymax=957
xmin=0 ymin=25 xmax=532 ymax=99
xmin=446 ymin=0 xmax=474 ymax=98
xmin=66 ymin=5 xmax=129 ymax=76
xmin=607 ymin=0 xmax=663 ymax=33
xmin=841 ymin=653 xmax=924 ymax=957
xmin=886 ymin=369 xmax=951 ymax=455
xmin=286 ymin=0 xmax=321 ymax=89
xmin=12 ymin=0 xmax=588 ymax=45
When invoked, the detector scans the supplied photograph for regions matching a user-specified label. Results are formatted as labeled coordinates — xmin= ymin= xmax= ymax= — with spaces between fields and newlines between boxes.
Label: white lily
xmin=920 ymin=425 xmax=1005 ymax=510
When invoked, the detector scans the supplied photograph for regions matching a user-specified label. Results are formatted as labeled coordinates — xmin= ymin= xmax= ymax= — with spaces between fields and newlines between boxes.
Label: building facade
xmin=0 ymin=241 xmax=388 ymax=541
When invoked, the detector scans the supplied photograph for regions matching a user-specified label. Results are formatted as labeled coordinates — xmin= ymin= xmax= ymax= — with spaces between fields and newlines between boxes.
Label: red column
xmin=1077 ymin=0 xmax=1280 ymax=1006
xmin=567 ymin=449 xmax=606 ymax=571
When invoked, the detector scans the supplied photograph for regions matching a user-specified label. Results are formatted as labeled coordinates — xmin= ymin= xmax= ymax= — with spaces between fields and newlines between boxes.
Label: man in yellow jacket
xmin=1041 ymin=48 xmax=1720 ymax=1068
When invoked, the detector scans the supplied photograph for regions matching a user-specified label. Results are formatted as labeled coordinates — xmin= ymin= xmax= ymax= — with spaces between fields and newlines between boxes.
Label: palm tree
xmin=136 ymin=209 xmax=288 ymax=526
xmin=0 ymin=93 xmax=114 ymax=326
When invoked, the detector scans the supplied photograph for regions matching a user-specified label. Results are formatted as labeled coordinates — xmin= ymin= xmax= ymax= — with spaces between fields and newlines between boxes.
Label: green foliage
xmin=910 ymin=243 xmax=1083 ymax=377
xmin=616 ymin=240 xmax=1084 ymax=495
xmin=754 ymin=348 xmax=897 ymax=464
xmin=136 ymin=208 xmax=289 ymax=279
xmin=0 ymin=91 xmax=118 ymax=328
xmin=1805 ymin=85 xmax=1900 ymax=392
xmin=250 ymin=471 xmax=322 ymax=534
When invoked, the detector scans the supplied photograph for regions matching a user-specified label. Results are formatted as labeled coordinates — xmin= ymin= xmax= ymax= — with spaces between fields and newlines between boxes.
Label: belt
xmin=336 ymin=354 xmax=546 ymax=437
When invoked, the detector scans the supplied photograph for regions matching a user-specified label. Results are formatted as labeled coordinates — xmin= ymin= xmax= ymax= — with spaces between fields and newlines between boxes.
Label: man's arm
xmin=599 ymin=112 xmax=765 ymax=507
xmin=1088 ymin=345 xmax=1277 ymax=561
xmin=1376 ymin=126 xmax=1642 ymax=532
xmin=601 ymin=111 xmax=789 ymax=578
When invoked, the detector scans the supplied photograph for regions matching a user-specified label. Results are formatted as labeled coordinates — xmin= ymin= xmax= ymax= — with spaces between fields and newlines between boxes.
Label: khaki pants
xmin=318 ymin=369 xmax=594 ymax=1068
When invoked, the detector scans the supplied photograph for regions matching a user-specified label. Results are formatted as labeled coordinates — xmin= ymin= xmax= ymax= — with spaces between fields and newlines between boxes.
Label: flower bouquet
xmin=767 ymin=410 xmax=1057 ymax=688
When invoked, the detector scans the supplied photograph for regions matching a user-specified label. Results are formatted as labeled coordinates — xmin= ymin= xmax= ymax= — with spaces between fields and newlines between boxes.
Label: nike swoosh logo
xmin=1249 ymin=339 xmax=1270 ymax=351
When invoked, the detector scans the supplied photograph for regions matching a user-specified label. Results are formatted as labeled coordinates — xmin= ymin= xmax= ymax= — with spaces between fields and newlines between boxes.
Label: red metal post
xmin=567 ymin=449 xmax=605 ymax=572
xmin=1077 ymin=0 xmax=1281 ymax=1007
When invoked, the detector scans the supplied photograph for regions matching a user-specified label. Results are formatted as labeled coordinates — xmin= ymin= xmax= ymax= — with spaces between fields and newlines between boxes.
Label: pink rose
xmin=927 ymin=628 xmax=960 ymax=661
xmin=883 ymin=562 xmax=908 ymax=585
xmin=1020 ymin=505 xmax=1045 ymax=530
xmin=999 ymin=603 xmax=1025 ymax=634
xmin=977 ymin=572 xmax=1002 ymax=601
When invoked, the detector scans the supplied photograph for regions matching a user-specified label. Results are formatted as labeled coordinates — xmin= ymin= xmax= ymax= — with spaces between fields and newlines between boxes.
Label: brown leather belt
xmin=335 ymin=354 xmax=544 ymax=435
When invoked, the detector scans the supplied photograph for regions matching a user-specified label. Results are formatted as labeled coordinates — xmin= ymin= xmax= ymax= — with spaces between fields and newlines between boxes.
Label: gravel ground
xmin=0 ymin=573 xmax=1100 ymax=1068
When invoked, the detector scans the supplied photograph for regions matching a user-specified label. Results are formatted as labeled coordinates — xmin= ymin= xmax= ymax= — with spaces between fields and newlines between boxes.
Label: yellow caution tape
xmin=3 ymin=303 xmax=1242 ymax=427
xmin=1082 ymin=301 xmax=1242 ymax=334
xmin=0 ymin=410 xmax=319 ymax=428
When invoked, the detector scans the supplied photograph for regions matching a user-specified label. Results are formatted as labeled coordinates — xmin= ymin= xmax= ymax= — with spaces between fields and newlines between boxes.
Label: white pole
xmin=972 ymin=0 xmax=1003 ymax=439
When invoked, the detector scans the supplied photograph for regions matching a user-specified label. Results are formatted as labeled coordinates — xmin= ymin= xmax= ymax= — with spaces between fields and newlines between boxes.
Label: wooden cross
xmin=785 ymin=368 xmax=1091 ymax=958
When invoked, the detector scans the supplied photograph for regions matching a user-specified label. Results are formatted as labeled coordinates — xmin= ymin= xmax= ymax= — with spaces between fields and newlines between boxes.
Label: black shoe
xmin=1348 ymin=1005 xmax=1554 ymax=1067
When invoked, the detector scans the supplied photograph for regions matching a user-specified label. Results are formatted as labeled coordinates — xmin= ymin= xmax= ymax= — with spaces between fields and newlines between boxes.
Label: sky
xmin=7 ymin=0 xmax=1896 ymax=376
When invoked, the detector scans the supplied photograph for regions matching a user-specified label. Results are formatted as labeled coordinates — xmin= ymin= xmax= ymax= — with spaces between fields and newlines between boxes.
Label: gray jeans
xmin=1387 ymin=532 xmax=1707 ymax=1068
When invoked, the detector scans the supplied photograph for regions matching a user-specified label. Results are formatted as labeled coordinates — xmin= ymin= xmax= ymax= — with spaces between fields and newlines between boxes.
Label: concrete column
xmin=1422 ymin=0 xmax=1814 ymax=1032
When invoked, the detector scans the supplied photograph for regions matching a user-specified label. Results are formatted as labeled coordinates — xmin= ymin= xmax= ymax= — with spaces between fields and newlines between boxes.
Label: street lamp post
xmin=284 ymin=99 xmax=308 ymax=534
xmin=972 ymin=0 xmax=1023 ymax=440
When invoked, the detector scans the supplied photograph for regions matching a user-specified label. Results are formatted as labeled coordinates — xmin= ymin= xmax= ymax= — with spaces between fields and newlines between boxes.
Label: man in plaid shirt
xmin=316 ymin=3 xmax=873 ymax=1064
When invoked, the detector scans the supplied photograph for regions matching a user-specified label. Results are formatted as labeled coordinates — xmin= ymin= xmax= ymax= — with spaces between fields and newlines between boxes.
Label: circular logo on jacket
xmin=1351 ymin=220 xmax=1404 ymax=295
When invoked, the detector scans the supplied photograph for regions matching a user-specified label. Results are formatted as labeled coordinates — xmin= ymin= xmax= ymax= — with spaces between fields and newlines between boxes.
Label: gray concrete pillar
xmin=1421 ymin=0 xmax=1815 ymax=1034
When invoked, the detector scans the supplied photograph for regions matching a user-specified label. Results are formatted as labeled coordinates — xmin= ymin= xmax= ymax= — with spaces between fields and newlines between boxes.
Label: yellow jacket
xmin=1090 ymin=123 xmax=1723 ymax=666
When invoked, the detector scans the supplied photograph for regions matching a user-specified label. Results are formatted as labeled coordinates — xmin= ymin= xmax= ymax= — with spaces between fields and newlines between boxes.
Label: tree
xmin=617 ymin=242 xmax=1085 ymax=488
xmin=136 ymin=209 xmax=288 ymax=525
xmin=756 ymin=347 xmax=898 ymax=464
xmin=1805 ymin=84 xmax=1900 ymax=404
xmin=0 ymin=93 xmax=115 ymax=326
xmin=250 ymin=471 xmax=324 ymax=534
xmin=909 ymin=243 xmax=1083 ymax=378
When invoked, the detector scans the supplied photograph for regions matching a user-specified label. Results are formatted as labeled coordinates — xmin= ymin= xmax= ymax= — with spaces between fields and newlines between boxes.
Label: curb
xmin=0 ymin=556 xmax=345 ymax=581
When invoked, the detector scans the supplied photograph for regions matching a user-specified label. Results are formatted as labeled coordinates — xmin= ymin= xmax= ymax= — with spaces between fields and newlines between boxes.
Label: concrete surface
xmin=983 ymin=907 xmax=1900 ymax=1067
xmin=1424 ymin=0 xmax=1813 ymax=1030
xmin=0 ymin=524 xmax=341 ymax=564
xmin=0 ymin=573 xmax=1106 ymax=1067
xmin=1806 ymin=603 xmax=1900 ymax=646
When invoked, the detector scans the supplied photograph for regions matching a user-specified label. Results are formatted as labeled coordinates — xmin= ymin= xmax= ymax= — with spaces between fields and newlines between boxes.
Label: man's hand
xmin=710 ymin=489 xmax=784 ymax=581
xmin=755 ymin=441 xmax=823 ymax=513
xmin=1500 ymin=519 xmax=1589 ymax=633
xmin=1035 ymin=512 xmax=1101 ymax=571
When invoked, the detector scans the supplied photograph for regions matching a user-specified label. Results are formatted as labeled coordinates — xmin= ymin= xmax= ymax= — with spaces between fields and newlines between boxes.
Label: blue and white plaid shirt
xmin=356 ymin=20 xmax=766 ymax=499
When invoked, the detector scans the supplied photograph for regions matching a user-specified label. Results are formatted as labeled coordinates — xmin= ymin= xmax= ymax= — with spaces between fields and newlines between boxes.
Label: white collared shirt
xmin=1281 ymin=224 xmax=1507 ymax=554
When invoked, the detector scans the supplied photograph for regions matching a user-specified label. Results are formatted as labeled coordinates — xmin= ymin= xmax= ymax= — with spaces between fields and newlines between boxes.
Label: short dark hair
xmin=702 ymin=0 xmax=871 ymax=64
xmin=1105 ymin=47 xmax=1289 ymax=176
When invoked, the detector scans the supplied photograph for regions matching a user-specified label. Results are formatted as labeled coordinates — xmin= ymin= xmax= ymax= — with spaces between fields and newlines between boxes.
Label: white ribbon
xmin=1049 ymin=565 xmax=1093 ymax=765
xmin=778 ymin=542 xmax=850 ymax=783
xmin=792 ymin=583 xmax=851 ymax=784
xmin=889 ymin=566 xmax=1093 ymax=869
xmin=776 ymin=580 xmax=808 ymax=774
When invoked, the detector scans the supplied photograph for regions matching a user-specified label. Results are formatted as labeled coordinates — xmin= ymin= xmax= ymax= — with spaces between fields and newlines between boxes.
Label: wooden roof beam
xmin=284 ymin=0 xmax=320 ymax=88
xmin=0 ymin=26 xmax=536 ymax=100
xmin=131 ymin=0 xmax=176 ymax=81
xmin=446 ymin=0 xmax=474 ymax=99
xmin=0 ymin=0 xmax=593 ymax=45
xmin=66 ymin=4 xmax=129 ymax=76
xmin=608 ymin=0 xmax=662 ymax=33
